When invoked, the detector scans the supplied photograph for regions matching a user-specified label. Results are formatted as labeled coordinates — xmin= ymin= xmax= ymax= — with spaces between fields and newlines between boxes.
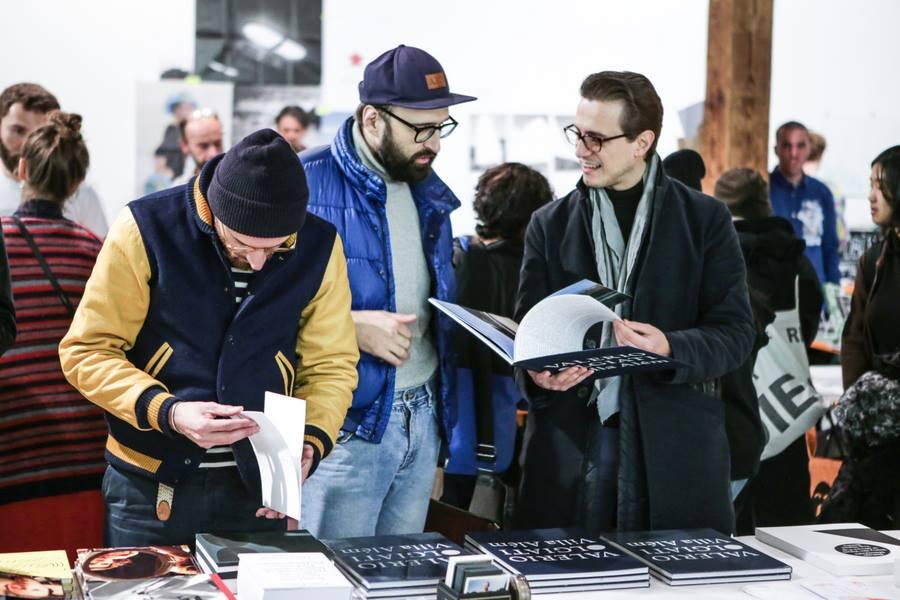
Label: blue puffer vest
xmin=300 ymin=118 xmax=459 ymax=444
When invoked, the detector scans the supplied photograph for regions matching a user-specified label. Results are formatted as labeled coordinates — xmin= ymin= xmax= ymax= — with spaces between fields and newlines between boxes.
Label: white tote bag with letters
xmin=754 ymin=278 xmax=826 ymax=460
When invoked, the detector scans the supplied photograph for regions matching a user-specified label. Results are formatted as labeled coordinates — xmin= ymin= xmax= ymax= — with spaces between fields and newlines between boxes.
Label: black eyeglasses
xmin=563 ymin=124 xmax=627 ymax=153
xmin=379 ymin=108 xmax=458 ymax=143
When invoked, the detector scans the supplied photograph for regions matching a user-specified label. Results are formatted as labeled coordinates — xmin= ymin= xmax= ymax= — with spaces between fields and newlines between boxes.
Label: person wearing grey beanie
xmin=59 ymin=128 xmax=359 ymax=546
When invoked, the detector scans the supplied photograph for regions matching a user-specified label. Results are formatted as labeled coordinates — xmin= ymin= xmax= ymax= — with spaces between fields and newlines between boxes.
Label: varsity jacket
xmin=59 ymin=155 xmax=359 ymax=492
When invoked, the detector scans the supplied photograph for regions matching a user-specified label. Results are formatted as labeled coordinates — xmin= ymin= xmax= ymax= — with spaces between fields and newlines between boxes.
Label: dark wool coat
xmin=514 ymin=166 xmax=755 ymax=533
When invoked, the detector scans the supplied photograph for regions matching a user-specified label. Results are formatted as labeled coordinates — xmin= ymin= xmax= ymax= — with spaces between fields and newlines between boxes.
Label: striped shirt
xmin=197 ymin=265 xmax=255 ymax=469
xmin=0 ymin=199 xmax=106 ymax=504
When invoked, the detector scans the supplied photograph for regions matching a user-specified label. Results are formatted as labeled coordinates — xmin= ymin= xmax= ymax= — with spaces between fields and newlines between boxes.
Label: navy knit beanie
xmin=207 ymin=129 xmax=308 ymax=237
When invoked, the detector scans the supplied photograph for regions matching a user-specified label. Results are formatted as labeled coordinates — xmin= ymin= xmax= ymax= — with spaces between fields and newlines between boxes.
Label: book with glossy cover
xmin=75 ymin=546 xmax=199 ymax=599
xmin=755 ymin=522 xmax=900 ymax=576
xmin=602 ymin=529 xmax=791 ymax=584
xmin=465 ymin=528 xmax=648 ymax=581
xmin=0 ymin=550 xmax=74 ymax=600
xmin=83 ymin=573 xmax=230 ymax=600
xmin=323 ymin=532 xmax=471 ymax=590
xmin=195 ymin=530 xmax=332 ymax=569
xmin=430 ymin=285 xmax=684 ymax=379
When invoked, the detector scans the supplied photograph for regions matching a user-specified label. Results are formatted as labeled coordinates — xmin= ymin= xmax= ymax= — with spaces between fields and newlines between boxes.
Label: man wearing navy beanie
xmin=60 ymin=129 xmax=359 ymax=545
xmin=300 ymin=45 xmax=475 ymax=537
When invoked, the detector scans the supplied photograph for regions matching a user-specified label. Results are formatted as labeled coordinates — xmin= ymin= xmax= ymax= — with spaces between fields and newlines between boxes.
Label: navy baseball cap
xmin=358 ymin=45 xmax=476 ymax=110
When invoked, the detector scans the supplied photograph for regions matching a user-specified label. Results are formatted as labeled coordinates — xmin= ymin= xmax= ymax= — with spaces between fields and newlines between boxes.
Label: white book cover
xmin=755 ymin=523 xmax=900 ymax=576
xmin=237 ymin=553 xmax=351 ymax=600
xmin=242 ymin=391 xmax=306 ymax=522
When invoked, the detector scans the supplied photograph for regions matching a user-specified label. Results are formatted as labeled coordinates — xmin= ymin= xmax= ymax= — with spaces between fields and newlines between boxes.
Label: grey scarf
xmin=589 ymin=155 xmax=659 ymax=421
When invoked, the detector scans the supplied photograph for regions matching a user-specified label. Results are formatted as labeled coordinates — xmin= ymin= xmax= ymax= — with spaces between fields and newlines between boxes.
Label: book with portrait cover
xmin=323 ymin=532 xmax=472 ymax=595
xmin=755 ymin=522 xmax=900 ymax=576
xmin=74 ymin=546 xmax=200 ymax=599
xmin=0 ymin=550 xmax=73 ymax=600
xmin=602 ymin=529 xmax=791 ymax=585
xmin=430 ymin=279 xmax=684 ymax=379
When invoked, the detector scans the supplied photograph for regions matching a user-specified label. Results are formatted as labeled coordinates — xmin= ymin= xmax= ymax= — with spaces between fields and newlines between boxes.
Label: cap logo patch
xmin=424 ymin=72 xmax=447 ymax=90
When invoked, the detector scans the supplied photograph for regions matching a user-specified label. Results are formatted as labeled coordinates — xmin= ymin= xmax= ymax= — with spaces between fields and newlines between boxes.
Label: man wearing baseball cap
xmin=300 ymin=44 xmax=475 ymax=537
xmin=60 ymin=129 xmax=359 ymax=545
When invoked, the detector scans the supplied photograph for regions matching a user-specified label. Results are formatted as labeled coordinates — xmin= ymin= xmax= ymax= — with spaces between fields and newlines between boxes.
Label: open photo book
xmin=430 ymin=279 xmax=685 ymax=380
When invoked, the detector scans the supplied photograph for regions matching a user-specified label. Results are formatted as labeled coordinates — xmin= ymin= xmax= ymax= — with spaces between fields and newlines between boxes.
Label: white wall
xmin=0 ymin=0 xmax=195 ymax=224
xmin=770 ymin=0 xmax=900 ymax=201
xmin=321 ymin=0 xmax=710 ymax=234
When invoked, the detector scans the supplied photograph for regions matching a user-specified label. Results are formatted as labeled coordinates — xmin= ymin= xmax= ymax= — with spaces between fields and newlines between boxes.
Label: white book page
xmin=513 ymin=294 xmax=620 ymax=361
xmin=241 ymin=392 xmax=306 ymax=521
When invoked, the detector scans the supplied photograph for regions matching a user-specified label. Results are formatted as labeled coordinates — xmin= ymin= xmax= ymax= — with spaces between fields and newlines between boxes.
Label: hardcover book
xmin=603 ymin=528 xmax=791 ymax=586
xmin=75 ymin=546 xmax=200 ymax=600
xmin=323 ymin=532 xmax=471 ymax=594
xmin=0 ymin=550 xmax=73 ymax=600
xmin=464 ymin=528 xmax=648 ymax=583
xmin=195 ymin=530 xmax=332 ymax=573
xmin=430 ymin=279 xmax=683 ymax=379
xmin=755 ymin=522 xmax=900 ymax=576
xmin=81 ymin=573 xmax=231 ymax=600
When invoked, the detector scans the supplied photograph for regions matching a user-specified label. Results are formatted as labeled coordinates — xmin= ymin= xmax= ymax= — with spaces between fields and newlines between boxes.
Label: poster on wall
xmin=134 ymin=81 xmax=234 ymax=197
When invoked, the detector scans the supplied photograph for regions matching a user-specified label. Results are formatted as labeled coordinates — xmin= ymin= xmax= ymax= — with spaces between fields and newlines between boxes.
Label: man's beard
xmin=0 ymin=140 xmax=19 ymax=175
xmin=375 ymin=125 xmax=436 ymax=184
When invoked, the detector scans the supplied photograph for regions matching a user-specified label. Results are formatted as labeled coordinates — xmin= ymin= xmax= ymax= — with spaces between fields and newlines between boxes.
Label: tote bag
xmin=755 ymin=278 xmax=826 ymax=460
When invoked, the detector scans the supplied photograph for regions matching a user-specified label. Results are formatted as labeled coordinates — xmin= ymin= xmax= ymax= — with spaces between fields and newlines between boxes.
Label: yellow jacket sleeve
xmin=295 ymin=234 xmax=359 ymax=465
xmin=59 ymin=208 xmax=175 ymax=432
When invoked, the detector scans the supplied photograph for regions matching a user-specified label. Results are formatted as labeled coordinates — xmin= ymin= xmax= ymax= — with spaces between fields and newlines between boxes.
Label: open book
xmin=430 ymin=280 xmax=683 ymax=379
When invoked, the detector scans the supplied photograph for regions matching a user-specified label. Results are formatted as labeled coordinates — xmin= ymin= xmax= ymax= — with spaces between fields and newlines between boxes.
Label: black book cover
xmin=323 ymin=532 xmax=471 ymax=589
xmin=513 ymin=347 xmax=683 ymax=378
xmin=194 ymin=530 xmax=331 ymax=569
xmin=602 ymin=529 xmax=791 ymax=580
xmin=465 ymin=528 xmax=648 ymax=581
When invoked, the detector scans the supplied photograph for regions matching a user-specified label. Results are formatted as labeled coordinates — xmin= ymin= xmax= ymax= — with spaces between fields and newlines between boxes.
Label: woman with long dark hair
xmin=0 ymin=111 xmax=106 ymax=558
xmin=820 ymin=145 xmax=900 ymax=528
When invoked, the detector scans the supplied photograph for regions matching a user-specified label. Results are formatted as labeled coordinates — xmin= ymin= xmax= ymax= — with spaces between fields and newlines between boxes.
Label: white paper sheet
xmin=242 ymin=391 xmax=306 ymax=521
xmin=514 ymin=294 xmax=620 ymax=362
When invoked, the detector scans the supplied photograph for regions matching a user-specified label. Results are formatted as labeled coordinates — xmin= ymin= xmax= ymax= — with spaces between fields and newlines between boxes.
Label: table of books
xmin=537 ymin=531 xmax=900 ymax=599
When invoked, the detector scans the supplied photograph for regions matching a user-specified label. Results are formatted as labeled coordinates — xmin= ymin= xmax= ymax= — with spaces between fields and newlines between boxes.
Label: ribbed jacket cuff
xmin=304 ymin=425 xmax=334 ymax=478
xmin=136 ymin=386 xmax=178 ymax=437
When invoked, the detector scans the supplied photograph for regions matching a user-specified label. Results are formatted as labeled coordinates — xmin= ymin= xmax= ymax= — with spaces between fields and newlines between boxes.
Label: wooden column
xmin=700 ymin=0 xmax=774 ymax=194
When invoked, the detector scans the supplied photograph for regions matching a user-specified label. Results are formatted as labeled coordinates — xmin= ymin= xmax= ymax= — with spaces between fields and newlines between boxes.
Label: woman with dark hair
xmin=442 ymin=163 xmax=553 ymax=514
xmin=820 ymin=146 xmax=900 ymax=528
xmin=0 ymin=111 xmax=107 ymax=558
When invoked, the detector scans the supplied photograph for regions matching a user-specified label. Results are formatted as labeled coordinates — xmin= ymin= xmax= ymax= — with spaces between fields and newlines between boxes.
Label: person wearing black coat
xmin=715 ymin=167 xmax=824 ymax=532
xmin=514 ymin=72 xmax=754 ymax=534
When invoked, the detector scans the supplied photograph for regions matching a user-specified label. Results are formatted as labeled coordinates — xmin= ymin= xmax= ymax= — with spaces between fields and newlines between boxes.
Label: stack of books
xmin=237 ymin=553 xmax=352 ymax=600
xmin=603 ymin=528 xmax=792 ymax=586
xmin=464 ymin=528 xmax=650 ymax=594
xmin=0 ymin=550 xmax=74 ymax=600
xmin=323 ymin=532 xmax=473 ymax=599
xmin=73 ymin=545 xmax=231 ymax=600
xmin=195 ymin=530 xmax=332 ymax=592
xmin=756 ymin=522 xmax=900 ymax=576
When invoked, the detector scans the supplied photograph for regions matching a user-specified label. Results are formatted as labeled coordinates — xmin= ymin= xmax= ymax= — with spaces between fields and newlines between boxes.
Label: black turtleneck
xmin=605 ymin=179 xmax=644 ymax=239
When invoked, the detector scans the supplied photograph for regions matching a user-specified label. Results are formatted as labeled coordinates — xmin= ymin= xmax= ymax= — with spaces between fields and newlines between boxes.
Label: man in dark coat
xmin=514 ymin=71 xmax=755 ymax=534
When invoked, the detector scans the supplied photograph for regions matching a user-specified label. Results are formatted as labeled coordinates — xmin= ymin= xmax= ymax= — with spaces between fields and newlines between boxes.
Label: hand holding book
xmin=613 ymin=319 xmax=671 ymax=357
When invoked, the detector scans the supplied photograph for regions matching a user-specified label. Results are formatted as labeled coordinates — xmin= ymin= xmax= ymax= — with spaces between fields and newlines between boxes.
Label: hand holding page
xmin=430 ymin=279 xmax=684 ymax=380
xmin=241 ymin=391 xmax=306 ymax=521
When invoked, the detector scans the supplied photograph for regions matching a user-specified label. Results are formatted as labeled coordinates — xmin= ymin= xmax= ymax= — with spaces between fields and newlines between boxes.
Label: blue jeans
xmin=301 ymin=379 xmax=440 ymax=538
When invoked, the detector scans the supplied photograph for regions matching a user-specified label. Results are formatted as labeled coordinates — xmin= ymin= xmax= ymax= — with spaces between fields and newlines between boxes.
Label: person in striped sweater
xmin=0 ymin=110 xmax=106 ymax=557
